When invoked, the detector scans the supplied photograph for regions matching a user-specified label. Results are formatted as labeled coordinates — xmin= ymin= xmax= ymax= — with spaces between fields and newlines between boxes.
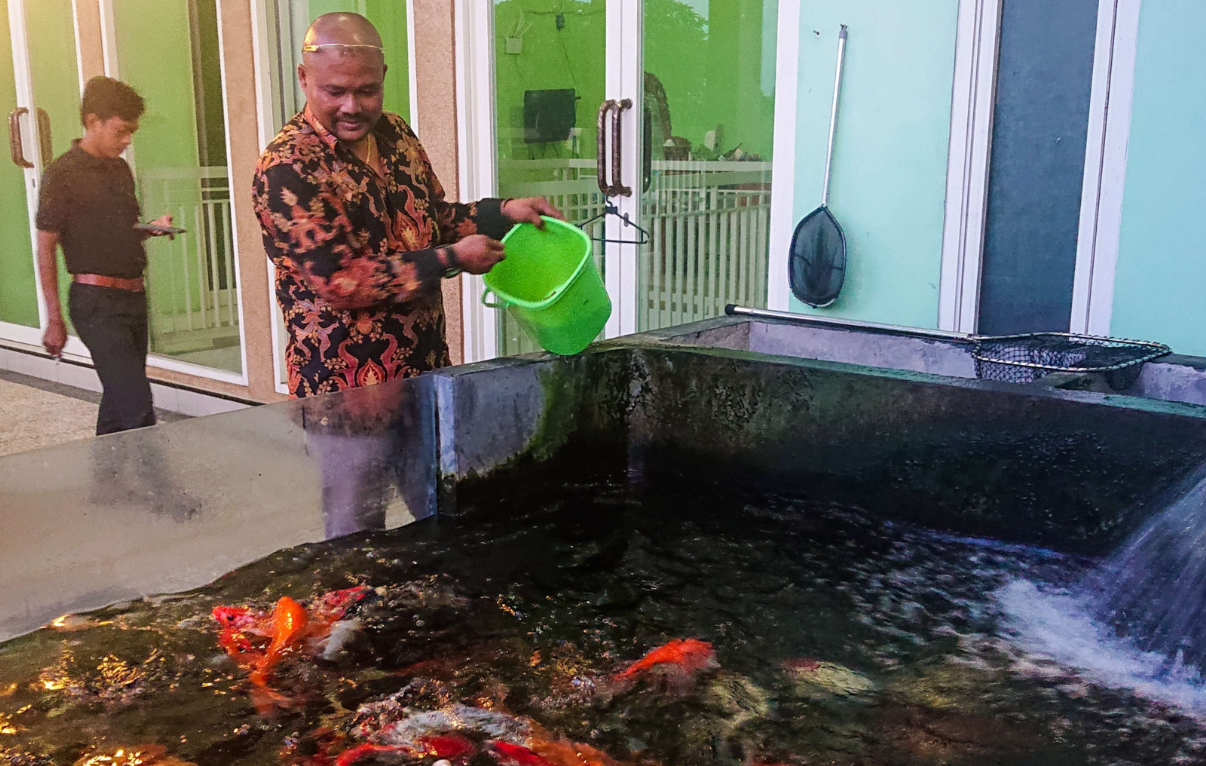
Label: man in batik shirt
xmin=254 ymin=12 xmax=560 ymax=397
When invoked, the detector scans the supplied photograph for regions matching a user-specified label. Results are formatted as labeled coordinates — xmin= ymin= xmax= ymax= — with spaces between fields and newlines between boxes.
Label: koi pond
xmin=4 ymin=335 xmax=1206 ymax=765
xmin=5 ymin=477 xmax=1206 ymax=766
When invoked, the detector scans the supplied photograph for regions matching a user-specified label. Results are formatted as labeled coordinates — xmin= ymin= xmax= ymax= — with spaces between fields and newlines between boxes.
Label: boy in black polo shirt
xmin=35 ymin=76 xmax=175 ymax=435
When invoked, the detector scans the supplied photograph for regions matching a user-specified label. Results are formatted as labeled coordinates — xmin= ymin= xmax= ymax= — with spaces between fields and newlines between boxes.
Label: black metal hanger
xmin=580 ymin=202 xmax=650 ymax=245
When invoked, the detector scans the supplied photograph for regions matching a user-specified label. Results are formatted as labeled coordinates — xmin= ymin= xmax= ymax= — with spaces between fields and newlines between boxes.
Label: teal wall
xmin=1109 ymin=0 xmax=1206 ymax=356
xmin=788 ymin=1 xmax=959 ymax=329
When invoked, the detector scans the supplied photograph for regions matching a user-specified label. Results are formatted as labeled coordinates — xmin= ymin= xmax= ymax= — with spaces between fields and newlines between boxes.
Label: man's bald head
xmin=298 ymin=13 xmax=388 ymax=144
xmin=302 ymin=13 xmax=385 ymax=65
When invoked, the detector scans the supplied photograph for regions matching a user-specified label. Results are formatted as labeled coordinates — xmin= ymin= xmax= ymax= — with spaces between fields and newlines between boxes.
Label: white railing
xmin=500 ymin=160 xmax=772 ymax=336
xmin=137 ymin=167 xmax=240 ymax=352
xmin=643 ymin=184 xmax=771 ymax=329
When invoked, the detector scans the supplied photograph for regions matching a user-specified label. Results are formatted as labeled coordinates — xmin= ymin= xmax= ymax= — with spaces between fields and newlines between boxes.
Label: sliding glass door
xmin=636 ymin=0 xmax=777 ymax=332
xmin=107 ymin=0 xmax=245 ymax=377
xmin=485 ymin=0 xmax=778 ymax=357
xmin=1 ymin=0 xmax=83 ymax=344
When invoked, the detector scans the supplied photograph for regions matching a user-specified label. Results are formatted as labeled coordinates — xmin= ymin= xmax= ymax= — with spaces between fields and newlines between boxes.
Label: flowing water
xmin=996 ymin=468 xmax=1206 ymax=736
xmin=2 ymin=480 xmax=1205 ymax=765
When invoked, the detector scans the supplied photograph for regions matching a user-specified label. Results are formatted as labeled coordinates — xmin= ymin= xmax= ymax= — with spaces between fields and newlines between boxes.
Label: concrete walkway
xmin=0 ymin=371 xmax=186 ymax=457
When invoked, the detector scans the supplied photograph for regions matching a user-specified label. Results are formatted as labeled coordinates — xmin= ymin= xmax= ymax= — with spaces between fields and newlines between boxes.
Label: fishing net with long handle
xmin=790 ymin=25 xmax=849 ymax=309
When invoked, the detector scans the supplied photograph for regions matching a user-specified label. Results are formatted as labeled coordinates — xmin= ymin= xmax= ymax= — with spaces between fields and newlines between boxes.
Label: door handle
xmin=35 ymin=108 xmax=51 ymax=169
xmin=609 ymin=98 xmax=632 ymax=197
xmin=596 ymin=100 xmax=616 ymax=195
xmin=8 ymin=108 xmax=33 ymax=169
xmin=607 ymin=98 xmax=636 ymax=196
xmin=642 ymin=109 xmax=652 ymax=194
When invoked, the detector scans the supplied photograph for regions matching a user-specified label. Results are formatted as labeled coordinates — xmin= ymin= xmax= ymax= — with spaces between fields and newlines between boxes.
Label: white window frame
xmin=454 ymin=0 xmax=498 ymax=364
xmin=250 ymin=0 xmax=422 ymax=392
xmin=6 ymin=0 xmax=49 ymax=335
xmin=936 ymin=0 xmax=1002 ymax=334
xmin=1070 ymin=0 xmax=1141 ymax=336
xmin=605 ymin=0 xmax=643 ymax=338
xmin=765 ymin=0 xmax=801 ymax=312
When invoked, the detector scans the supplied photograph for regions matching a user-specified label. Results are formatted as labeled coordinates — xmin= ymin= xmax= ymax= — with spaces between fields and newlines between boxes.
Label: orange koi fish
xmin=248 ymin=596 xmax=309 ymax=687
xmin=611 ymin=638 xmax=717 ymax=690
xmin=211 ymin=587 xmax=369 ymax=713
xmin=489 ymin=741 xmax=558 ymax=766
xmin=333 ymin=734 xmax=477 ymax=766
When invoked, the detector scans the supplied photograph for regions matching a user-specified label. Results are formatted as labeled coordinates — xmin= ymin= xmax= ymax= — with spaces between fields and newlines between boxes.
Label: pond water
xmin=2 ymin=480 xmax=1204 ymax=765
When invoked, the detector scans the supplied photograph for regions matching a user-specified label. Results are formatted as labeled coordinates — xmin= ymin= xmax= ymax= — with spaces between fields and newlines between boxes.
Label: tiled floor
xmin=0 ymin=371 xmax=187 ymax=458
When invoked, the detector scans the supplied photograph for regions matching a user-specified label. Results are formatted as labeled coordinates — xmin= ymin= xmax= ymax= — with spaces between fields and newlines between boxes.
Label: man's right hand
xmin=452 ymin=234 xmax=505 ymax=275
xmin=43 ymin=318 xmax=67 ymax=358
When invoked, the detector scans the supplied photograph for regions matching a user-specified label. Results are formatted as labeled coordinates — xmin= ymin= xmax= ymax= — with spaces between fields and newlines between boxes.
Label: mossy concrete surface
xmin=432 ymin=343 xmax=1206 ymax=556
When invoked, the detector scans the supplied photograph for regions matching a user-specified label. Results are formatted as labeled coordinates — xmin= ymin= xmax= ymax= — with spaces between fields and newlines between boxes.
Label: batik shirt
xmin=253 ymin=108 xmax=507 ymax=397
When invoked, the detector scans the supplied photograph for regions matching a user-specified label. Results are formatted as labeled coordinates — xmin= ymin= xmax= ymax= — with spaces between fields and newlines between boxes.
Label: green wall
xmin=788 ymin=1 xmax=959 ymax=329
xmin=114 ymin=0 xmax=203 ymax=321
xmin=492 ymin=0 xmax=775 ymax=171
xmin=27 ymin=0 xmax=82 ymax=331
xmin=307 ymin=0 xmax=411 ymax=120
xmin=1109 ymin=0 xmax=1206 ymax=356
xmin=0 ymin=0 xmax=38 ymax=328
xmin=645 ymin=0 xmax=775 ymax=161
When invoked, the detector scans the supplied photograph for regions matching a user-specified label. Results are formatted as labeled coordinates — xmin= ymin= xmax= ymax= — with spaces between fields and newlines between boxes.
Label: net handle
xmin=724 ymin=307 xmax=1173 ymax=359
xmin=821 ymin=25 xmax=849 ymax=207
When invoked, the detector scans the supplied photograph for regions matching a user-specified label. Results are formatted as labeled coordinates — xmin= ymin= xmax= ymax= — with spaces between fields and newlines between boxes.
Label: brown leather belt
xmin=73 ymin=273 xmax=145 ymax=292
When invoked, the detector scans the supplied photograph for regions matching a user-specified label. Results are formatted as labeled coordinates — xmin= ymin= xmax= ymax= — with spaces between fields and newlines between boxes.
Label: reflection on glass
xmin=89 ymin=430 xmax=201 ymax=522
xmin=113 ymin=0 xmax=243 ymax=374
xmin=300 ymin=378 xmax=435 ymax=540
xmin=26 ymin=0 xmax=81 ymax=336
xmin=638 ymin=0 xmax=778 ymax=331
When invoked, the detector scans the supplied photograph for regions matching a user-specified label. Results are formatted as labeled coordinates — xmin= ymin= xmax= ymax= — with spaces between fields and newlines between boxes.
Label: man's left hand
xmin=145 ymin=214 xmax=178 ymax=241
xmin=501 ymin=198 xmax=565 ymax=229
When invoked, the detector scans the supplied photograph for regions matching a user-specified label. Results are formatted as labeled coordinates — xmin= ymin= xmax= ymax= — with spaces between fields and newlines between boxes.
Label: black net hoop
xmin=789 ymin=205 xmax=847 ymax=308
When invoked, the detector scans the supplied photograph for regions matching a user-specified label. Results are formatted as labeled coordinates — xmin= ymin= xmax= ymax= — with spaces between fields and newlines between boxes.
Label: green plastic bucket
xmin=482 ymin=217 xmax=611 ymax=356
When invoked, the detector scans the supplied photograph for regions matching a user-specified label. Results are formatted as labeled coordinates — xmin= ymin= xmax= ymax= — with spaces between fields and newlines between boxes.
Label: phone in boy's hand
xmin=135 ymin=223 xmax=187 ymax=236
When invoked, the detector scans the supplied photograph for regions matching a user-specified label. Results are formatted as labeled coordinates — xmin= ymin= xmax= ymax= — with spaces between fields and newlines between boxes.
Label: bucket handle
xmin=481 ymin=288 xmax=507 ymax=309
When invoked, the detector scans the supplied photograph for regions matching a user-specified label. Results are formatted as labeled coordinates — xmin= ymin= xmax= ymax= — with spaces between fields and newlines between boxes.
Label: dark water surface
xmin=3 ymin=480 xmax=1205 ymax=765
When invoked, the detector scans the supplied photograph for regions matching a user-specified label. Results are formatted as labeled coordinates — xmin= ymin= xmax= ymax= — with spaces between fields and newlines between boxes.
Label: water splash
xmin=998 ymin=467 xmax=1206 ymax=716
xmin=997 ymin=579 xmax=1206 ymax=716
xmin=1082 ymin=467 xmax=1206 ymax=666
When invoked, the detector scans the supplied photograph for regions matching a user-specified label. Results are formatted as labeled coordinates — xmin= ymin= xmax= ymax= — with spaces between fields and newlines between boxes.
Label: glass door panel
xmin=27 ymin=0 xmax=82 ymax=335
xmin=112 ymin=0 xmax=243 ymax=374
xmin=637 ymin=0 xmax=777 ymax=332
xmin=0 ymin=0 xmax=38 ymax=330
xmin=493 ymin=0 xmax=607 ymax=355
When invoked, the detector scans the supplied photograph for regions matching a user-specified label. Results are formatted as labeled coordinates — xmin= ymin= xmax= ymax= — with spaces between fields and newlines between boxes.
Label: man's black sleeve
xmin=35 ymin=163 xmax=67 ymax=234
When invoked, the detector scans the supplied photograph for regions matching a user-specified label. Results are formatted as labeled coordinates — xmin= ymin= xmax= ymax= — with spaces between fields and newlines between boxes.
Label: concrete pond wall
xmin=4 ymin=319 xmax=1206 ymax=639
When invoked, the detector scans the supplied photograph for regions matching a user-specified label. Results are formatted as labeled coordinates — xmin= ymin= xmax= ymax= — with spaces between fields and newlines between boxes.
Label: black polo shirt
xmin=36 ymin=140 xmax=146 ymax=279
